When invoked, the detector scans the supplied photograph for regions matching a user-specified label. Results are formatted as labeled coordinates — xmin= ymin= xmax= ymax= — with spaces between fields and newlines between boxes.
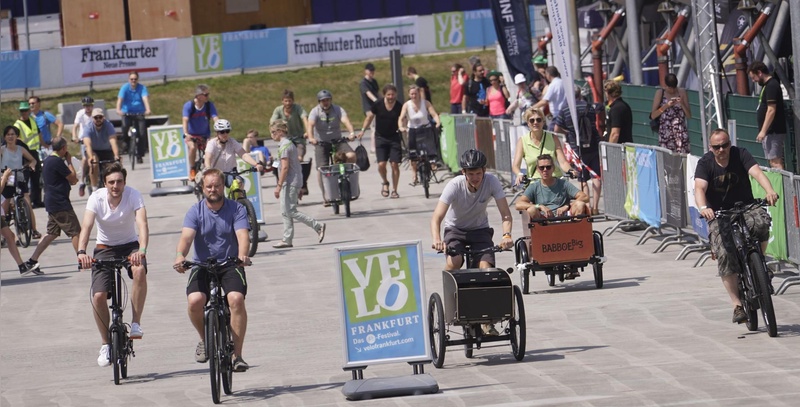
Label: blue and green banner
xmin=337 ymin=241 xmax=430 ymax=367
xmin=750 ymin=171 xmax=787 ymax=260
xmin=635 ymin=147 xmax=661 ymax=227
xmin=0 ymin=50 xmax=40 ymax=90
xmin=148 ymin=125 xmax=189 ymax=182
xmin=193 ymin=28 xmax=288 ymax=74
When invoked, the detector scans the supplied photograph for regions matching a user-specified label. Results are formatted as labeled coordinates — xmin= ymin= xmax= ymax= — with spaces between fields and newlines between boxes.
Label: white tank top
xmin=407 ymin=100 xmax=429 ymax=129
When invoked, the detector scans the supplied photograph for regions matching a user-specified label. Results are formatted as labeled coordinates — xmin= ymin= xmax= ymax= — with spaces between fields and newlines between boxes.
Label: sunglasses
xmin=217 ymin=130 xmax=230 ymax=134
xmin=129 ymin=78 xmax=138 ymax=81
xmin=538 ymin=165 xmax=553 ymax=171
xmin=200 ymin=93 xmax=210 ymax=97
xmin=93 ymin=116 xmax=104 ymax=120
xmin=528 ymin=118 xmax=543 ymax=124
xmin=710 ymin=141 xmax=731 ymax=150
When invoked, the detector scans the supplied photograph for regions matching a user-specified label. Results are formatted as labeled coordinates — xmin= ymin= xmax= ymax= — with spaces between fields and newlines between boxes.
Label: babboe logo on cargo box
xmin=435 ymin=12 xmax=465 ymax=50
xmin=341 ymin=248 xmax=417 ymax=322
xmin=194 ymin=34 xmax=223 ymax=73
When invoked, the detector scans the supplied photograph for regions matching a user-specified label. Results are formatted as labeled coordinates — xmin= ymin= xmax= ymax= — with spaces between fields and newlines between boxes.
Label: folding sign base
xmin=149 ymin=185 xmax=194 ymax=197
xmin=342 ymin=373 xmax=439 ymax=401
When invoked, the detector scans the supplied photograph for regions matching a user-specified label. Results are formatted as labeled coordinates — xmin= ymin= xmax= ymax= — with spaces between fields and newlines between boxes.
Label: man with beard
xmin=748 ymin=62 xmax=787 ymax=169
xmin=359 ymin=84 xmax=402 ymax=198
xmin=174 ymin=168 xmax=252 ymax=372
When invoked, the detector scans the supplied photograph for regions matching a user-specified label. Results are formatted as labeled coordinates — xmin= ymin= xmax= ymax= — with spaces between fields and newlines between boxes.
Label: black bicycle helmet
xmin=460 ymin=149 xmax=487 ymax=169
xmin=317 ymin=89 xmax=333 ymax=101
xmin=81 ymin=96 xmax=94 ymax=105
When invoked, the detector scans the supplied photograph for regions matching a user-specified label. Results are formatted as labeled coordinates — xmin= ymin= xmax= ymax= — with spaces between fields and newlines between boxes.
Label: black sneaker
xmin=233 ymin=356 xmax=249 ymax=372
xmin=18 ymin=263 xmax=32 ymax=276
xmin=25 ymin=259 xmax=42 ymax=275
xmin=137 ymin=157 xmax=144 ymax=164
xmin=732 ymin=305 xmax=748 ymax=324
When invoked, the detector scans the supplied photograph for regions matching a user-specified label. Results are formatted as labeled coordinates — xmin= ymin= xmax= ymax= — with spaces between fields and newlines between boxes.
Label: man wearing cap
xmin=533 ymin=67 xmax=566 ymax=128
xmin=360 ymin=63 xmax=380 ymax=153
xmin=81 ymin=108 xmax=120 ymax=189
xmin=506 ymin=73 xmax=536 ymax=118
xmin=13 ymin=102 xmax=44 ymax=208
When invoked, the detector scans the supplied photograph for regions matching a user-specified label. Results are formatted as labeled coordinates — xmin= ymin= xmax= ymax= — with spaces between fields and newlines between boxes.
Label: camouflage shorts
xmin=708 ymin=206 xmax=771 ymax=277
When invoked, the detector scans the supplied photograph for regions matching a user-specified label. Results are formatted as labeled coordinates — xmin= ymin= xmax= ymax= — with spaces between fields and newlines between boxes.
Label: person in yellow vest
xmin=14 ymin=101 xmax=45 ymax=209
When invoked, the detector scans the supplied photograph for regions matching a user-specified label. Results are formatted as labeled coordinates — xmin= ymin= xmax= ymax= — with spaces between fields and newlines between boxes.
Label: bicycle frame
xmin=93 ymin=258 xmax=134 ymax=385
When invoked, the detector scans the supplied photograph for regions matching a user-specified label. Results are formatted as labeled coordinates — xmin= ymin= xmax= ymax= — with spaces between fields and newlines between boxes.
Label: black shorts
xmin=92 ymin=150 xmax=116 ymax=167
xmin=375 ymin=136 xmax=402 ymax=163
xmin=578 ymin=151 xmax=600 ymax=182
xmin=186 ymin=265 xmax=248 ymax=298
xmin=1 ymin=180 xmax=28 ymax=199
xmin=443 ymin=226 xmax=495 ymax=267
xmin=91 ymin=241 xmax=147 ymax=294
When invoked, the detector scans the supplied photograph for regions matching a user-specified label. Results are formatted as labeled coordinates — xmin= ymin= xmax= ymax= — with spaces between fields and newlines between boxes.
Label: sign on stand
xmin=148 ymin=125 xmax=194 ymax=196
xmin=335 ymin=241 xmax=438 ymax=400
xmin=233 ymin=153 xmax=263 ymax=223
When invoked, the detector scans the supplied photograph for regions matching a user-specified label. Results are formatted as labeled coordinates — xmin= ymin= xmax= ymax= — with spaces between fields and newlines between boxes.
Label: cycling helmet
xmin=81 ymin=96 xmax=94 ymax=105
xmin=317 ymin=89 xmax=333 ymax=101
xmin=213 ymin=119 xmax=232 ymax=132
xmin=460 ymin=149 xmax=487 ymax=170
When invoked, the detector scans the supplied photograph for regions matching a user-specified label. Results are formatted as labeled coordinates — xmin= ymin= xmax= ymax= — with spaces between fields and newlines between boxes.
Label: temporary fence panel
xmin=658 ymin=149 xmax=688 ymax=228
xmin=685 ymin=154 xmax=709 ymax=240
xmin=632 ymin=145 xmax=661 ymax=228
xmin=492 ymin=119 xmax=514 ymax=177
xmin=475 ymin=118 xmax=495 ymax=170
xmin=454 ymin=114 xmax=477 ymax=163
xmin=751 ymin=169 xmax=787 ymax=261
xmin=439 ymin=115 xmax=459 ymax=172
xmin=599 ymin=142 xmax=628 ymax=220
xmin=785 ymin=175 xmax=800 ymax=265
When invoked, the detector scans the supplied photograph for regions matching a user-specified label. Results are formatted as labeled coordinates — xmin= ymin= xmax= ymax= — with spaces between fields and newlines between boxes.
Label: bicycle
xmin=413 ymin=140 xmax=439 ymax=199
xmin=713 ymin=198 xmax=778 ymax=337
xmin=4 ymin=168 xmax=34 ymax=247
xmin=318 ymin=137 xmax=359 ymax=217
xmin=222 ymin=167 xmax=260 ymax=257
xmin=123 ymin=113 xmax=146 ymax=168
xmin=91 ymin=158 xmax=119 ymax=189
xmin=180 ymin=257 xmax=243 ymax=404
xmin=190 ymin=136 xmax=208 ymax=202
xmin=91 ymin=257 xmax=135 ymax=385
xmin=428 ymin=245 xmax=524 ymax=367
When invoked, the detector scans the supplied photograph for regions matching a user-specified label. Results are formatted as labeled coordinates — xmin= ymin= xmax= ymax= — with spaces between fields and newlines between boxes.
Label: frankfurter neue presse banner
xmin=287 ymin=17 xmax=417 ymax=65
xmin=490 ymin=0 xmax=534 ymax=81
xmin=61 ymin=39 xmax=177 ymax=85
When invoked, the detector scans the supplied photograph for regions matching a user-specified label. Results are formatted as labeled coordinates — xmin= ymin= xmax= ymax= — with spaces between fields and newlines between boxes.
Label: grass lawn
xmin=2 ymin=49 xmax=498 ymax=144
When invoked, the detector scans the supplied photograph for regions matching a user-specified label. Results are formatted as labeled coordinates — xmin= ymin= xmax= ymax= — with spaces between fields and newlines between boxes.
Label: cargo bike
xmin=427 ymin=246 xmax=526 ymax=368
xmin=319 ymin=162 xmax=360 ymax=217
xmin=514 ymin=213 xmax=606 ymax=293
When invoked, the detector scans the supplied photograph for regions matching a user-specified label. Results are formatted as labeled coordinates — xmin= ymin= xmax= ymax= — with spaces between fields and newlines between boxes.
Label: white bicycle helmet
xmin=214 ymin=119 xmax=231 ymax=132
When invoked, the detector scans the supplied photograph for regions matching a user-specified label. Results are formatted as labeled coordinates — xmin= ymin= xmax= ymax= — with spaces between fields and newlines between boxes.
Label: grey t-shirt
xmin=278 ymin=138 xmax=302 ymax=188
xmin=523 ymin=178 xmax=580 ymax=210
xmin=308 ymin=105 xmax=348 ymax=142
xmin=440 ymin=173 xmax=505 ymax=230
xmin=81 ymin=120 xmax=116 ymax=151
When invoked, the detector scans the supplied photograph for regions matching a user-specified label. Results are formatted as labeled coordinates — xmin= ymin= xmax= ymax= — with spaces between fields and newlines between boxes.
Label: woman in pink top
xmin=487 ymin=72 xmax=510 ymax=119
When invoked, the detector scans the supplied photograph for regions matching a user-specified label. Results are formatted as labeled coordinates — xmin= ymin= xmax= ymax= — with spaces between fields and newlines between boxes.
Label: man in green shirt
xmin=515 ymin=154 xmax=589 ymax=218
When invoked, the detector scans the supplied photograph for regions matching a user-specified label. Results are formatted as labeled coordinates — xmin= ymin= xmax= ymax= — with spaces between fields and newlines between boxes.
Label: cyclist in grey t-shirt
xmin=430 ymin=149 xmax=514 ymax=270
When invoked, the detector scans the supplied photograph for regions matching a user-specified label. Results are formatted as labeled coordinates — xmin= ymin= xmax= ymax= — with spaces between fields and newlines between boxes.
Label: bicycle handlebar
xmin=317 ymin=137 xmax=350 ymax=146
xmin=92 ymin=257 xmax=132 ymax=270
xmin=714 ymin=198 xmax=775 ymax=219
xmin=222 ymin=166 xmax=260 ymax=177
xmin=441 ymin=245 xmax=506 ymax=257
xmin=180 ymin=257 xmax=250 ymax=274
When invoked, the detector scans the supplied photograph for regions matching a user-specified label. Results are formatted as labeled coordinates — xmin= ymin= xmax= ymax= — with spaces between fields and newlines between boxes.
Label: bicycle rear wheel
xmin=112 ymin=328 xmax=122 ymax=385
xmin=237 ymin=198 xmax=259 ymax=257
xmin=206 ymin=312 xmax=222 ymax=404
xmin=14 ymin=198 xmax=32 ymax=248
xmin=749 ymin=252 xmax=777 ymax=337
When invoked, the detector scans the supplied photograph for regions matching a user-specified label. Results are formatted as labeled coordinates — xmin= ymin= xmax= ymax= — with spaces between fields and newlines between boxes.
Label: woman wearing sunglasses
xmin=511 ymin=107 xmax=573 ymax=186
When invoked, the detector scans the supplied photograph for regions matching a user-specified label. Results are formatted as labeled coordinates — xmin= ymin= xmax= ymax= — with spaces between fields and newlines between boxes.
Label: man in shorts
xmin=73 ymin=96 xmax=94 ymax=196
xmin=694 ymin=128 xmax=778 ymax=324
xmin=307 ymin=90 xmax=357 ymax=205
xmin=24 ymin=138 xmax=81 ymax=274
xmin=174 ymin=169 xmax=252 ymax=372
xmin=748 ymin=62 xmax=787 ymax=169
xmin=359 ymin=84 xmax=402 ymax=198
xmin=77 ymin=163 xmax=150 ymax=366
xmin=81 ymin=108 xmax=120 ymax=189
xmin=183 ymin=84 xmax=219 ymax=179
xmin=515 ymin=154 xmax=589 ymax=219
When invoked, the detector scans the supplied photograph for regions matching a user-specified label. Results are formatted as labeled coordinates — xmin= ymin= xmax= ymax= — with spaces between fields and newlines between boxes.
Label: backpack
xmin=190 ymin=102 xmax=212 ymax=124
xmin=577 ymin=105 xmax=595 ymax=147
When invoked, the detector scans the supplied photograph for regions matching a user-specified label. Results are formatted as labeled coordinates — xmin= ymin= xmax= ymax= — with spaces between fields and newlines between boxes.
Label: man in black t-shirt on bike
xmin=694 ymin=128 xmax=778 ymax=324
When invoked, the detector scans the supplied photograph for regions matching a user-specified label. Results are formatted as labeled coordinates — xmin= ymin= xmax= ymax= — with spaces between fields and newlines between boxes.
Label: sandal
xmin=409 ymin=179 xmax=418 ymax=187
xmin=32 ymin=230 xmax=42 ymax=239
xmin=381 ymin=182 xmax=390 ymax=197
xmin=390 ymin=191 xmax=400 ymax=199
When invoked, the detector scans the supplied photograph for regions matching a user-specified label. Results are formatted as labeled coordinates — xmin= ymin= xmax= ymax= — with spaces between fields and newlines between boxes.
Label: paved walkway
xmin=2 ymin=145 xmax=800 ymax=406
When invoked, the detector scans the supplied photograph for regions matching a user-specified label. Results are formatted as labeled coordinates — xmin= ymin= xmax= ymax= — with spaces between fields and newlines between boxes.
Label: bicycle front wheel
xmin=112 ymin=328 xmax=122 ymax=385
xmin=128 ymin=131 xmax=137 ymax=170
xmin=421 ymin=162 xmax=431 ymax=199
xmin=237 ymin=198 xmax=259 ymax=256
xmin=341 ymin=179 xmax=352 ymax=218
xmin=206 ymin=311 xmax=222 ymax=404
xmin=749 ymin=252 xmax=777 ymax=337
xmin=14 ymin=198 xmax=32 ymax=248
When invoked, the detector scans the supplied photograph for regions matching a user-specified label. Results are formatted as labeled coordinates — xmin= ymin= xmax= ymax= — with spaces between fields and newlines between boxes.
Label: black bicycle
xmin=93 ymin=257 xmax=135 ymax=385
xmin=180 ymin=257 xmax=242 ymax=404
xmin=191 ymin=136 xmax=208 ymax=202
xmin=222 ymin=167 xmax=261 ymax=257
xmin=713 ymin=198 xmax=778 ymax=337
xmin=91 ymin=158 xmax=119 ymax=189
xmin=318 ymin=137 xmax=359 ymax=217
xmin=5 ymin=168 xmax=34 ymax=248
xmin=123 ymin=113 xmax=146 ymax=169
xmin=413 ymin=141 xmax=439 ymax=199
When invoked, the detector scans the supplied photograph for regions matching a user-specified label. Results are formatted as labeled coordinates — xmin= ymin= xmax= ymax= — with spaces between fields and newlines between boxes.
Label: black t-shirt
xmin=370 ymin=98 xmax=402 ymax=141
xmin=756 ymin=77 xmax=786 ymax=134
xmin=554 ymin=101 xmax=599 ymax=154
xmin=607 ymin=98 xmax=633 ymax=144
xmin=694 ymin=147 xmax=757 ymax=211
xmin=464 ymin=77 xmax=491 ymax=117
xmin=415 ymin=76 xmax=431 ymax=104
xmin=359 ymin=77 xmax=379 ymax=113
xmin=42 ymin=154 xmax=73 ymax=212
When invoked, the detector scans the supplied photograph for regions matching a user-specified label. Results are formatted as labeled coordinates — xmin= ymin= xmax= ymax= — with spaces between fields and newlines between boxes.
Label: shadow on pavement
xmin=531 ymin=276 xmax=649 ymax=294
xmin=0 ymin=275 xmax=69 ymax=286
xmin=235 ymin=381 xmax=345 ymax=402
xmin=466 ymin=344 xmax=609 ymax=366
xmin=116 ymin=368 xmax=207 ymax=384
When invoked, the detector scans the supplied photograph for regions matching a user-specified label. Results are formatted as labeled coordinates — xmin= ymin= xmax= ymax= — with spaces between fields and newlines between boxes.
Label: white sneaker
xmin=97 ymin=344 xmax=110 ymax=367
xmin=130 ymin=323 xmax=143 ymax=339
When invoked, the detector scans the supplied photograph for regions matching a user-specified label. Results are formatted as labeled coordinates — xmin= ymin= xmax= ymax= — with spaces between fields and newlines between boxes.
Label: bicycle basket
xmin=319 ymin=164 xmax=360 ymax=202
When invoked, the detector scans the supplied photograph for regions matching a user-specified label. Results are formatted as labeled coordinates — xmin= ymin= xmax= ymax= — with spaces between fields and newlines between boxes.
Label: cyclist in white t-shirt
xmin=77 ymin=162 xmax=150 ymax=367
xmin=203 ymin=119 xmax=264 ymax=185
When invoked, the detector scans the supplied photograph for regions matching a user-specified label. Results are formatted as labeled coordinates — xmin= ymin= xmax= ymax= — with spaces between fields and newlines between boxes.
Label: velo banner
xmin=148 ymin=125 xmax=190 ymax=182
xmin=61 ymin=39 xmax=177 ymax=85
xmin=623 ymin=145 xmax=639 ymax=219
xmin=233 ymin=153 xmax=263 ymax=223
xmin=750 ymin=171 xmax=787 ymax=260
xmin=685 ymin=154 xmax=709 ymax=240
xmin=490 ymin=0 xmax=534 ymax=81
xmin=336 ymin=241 xmax=430 ymax=367
xmin=635 ymin=147 xmax=661 ymax=227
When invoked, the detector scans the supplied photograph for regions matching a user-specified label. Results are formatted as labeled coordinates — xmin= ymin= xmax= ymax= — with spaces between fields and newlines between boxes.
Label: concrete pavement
xmin=3 ymin=144 xmax=800 ymax=406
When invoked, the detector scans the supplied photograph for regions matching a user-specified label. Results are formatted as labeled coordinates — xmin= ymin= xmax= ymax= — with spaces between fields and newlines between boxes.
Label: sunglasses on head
xmin=217 ymin=130 xmax=230 ymax=134
xmin=710 ymin=141 xmax=731 ymax=150
xmin=538 ymin=165 xmax=553 ymax=171
xmin=528 ymin=117 xmax=543 ymax=124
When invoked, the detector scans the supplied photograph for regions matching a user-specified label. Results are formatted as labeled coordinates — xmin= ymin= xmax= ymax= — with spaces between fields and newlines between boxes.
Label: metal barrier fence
xmin=453 ymin=114 xmax=477 ymax=163
xmin=492 ymin=119 xmax=514 ymax=178
xmin=475 ymin=118 xmax=496 ymax=170
xmin=790 ymin=176 xmax=800 ymax=266
xmin=599 ymin=142 xmax=629 ymax=222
